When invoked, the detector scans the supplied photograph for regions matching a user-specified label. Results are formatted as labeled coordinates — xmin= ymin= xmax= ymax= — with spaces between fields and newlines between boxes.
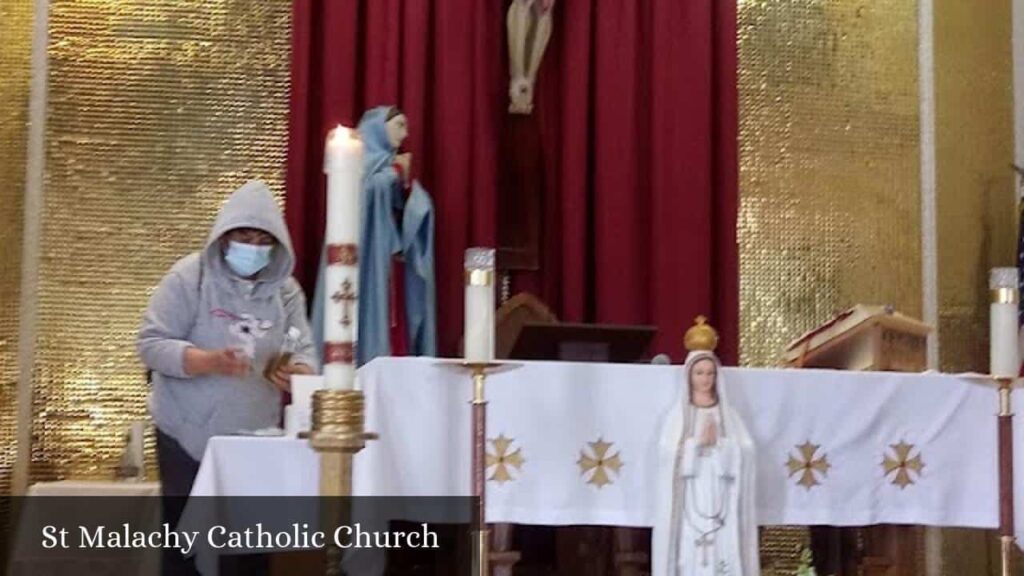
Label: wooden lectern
xmin=784 ymin=304 xmax=931 ymax=576
xmin=491 ymin=293 xmax=657 ymax=576
xmin=510 ymin=322 xmax=657 ymax=363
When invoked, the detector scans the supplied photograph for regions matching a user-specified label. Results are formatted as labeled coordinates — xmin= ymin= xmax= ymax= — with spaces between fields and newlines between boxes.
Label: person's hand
xmin=699 ymin=418 xmax=718 ymax=448
xmin=185 ymin=347 xmax=250 ymax=377
xmin=209 ymin=348 xmax=251 ymax=377
xmin=394 ymin=153 xmax=412 ymax=184
xmin=268 ymin=362 xmax=315 ymax=393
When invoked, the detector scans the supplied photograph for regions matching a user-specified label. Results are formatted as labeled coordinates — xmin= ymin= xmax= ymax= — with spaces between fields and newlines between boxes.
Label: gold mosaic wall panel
xmin=0 ymin=0 xmax=33 ymax=497
xmin=738 ymin=0 xmax=921 ymax=571
xmin=738 ymin=0 xmax=922 ymax=369
xmin=934 ymin=0 xmax=1015 ymax=573
xmin=935 ymin=0 xmax=1014 ymax=373
xmin=31 ymin=0 xmax=291 ymax=481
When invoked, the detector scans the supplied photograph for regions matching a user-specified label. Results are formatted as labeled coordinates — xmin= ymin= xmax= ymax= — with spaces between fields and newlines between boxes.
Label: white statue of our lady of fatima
xmin=652 ymin=317 xmax=760 ymax=576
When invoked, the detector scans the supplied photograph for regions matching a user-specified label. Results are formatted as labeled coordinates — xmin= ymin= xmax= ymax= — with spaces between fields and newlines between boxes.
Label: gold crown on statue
xmin=684 ymin=316 xmax=719 ymax=352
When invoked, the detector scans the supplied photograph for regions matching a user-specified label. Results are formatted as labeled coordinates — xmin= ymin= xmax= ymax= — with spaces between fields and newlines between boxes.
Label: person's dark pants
xmin=156 ymin=428 xmax=202 ymax=576
xmin=156 ymin=428 xmax=268 ymax=576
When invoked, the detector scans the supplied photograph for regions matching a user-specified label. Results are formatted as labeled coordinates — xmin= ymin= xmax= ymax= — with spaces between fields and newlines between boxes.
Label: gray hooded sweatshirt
xmin=138 ymin=180 xmax=316 ymax=461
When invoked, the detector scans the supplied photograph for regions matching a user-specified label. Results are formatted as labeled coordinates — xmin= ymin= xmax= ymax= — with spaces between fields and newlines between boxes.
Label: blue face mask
xmin=224 ymin=241 xmax=273 ymax=277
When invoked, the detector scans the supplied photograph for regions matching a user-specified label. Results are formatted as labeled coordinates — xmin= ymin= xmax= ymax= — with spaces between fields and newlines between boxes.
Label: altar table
xmin=189 ymin=358 xmax=1015 ymax=533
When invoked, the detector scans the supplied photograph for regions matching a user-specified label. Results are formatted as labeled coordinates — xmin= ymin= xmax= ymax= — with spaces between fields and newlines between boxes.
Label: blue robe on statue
xmin=311 ymin=107 xmax=437 ymax=366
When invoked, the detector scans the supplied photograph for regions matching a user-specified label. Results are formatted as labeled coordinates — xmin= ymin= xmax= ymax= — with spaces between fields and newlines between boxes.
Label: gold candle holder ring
xmin=307 ymin=389 xmax=379 ymax=451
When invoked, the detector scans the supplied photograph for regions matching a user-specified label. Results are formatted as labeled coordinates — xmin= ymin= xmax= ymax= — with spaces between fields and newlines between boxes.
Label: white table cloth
xmin=188 ymin=358 xmax=1015 ymax=537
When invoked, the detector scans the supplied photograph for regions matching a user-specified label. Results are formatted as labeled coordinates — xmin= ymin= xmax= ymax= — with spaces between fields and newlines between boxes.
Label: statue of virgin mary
xmin=652 ymin=317 xmax=759 ymax=576
xmin=311 ymin=106 xmax=437 ymax=366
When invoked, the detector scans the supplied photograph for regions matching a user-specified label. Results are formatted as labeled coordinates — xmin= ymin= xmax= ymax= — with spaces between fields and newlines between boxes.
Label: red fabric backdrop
xmin=286 ymin=0 xmax=738 ymax=364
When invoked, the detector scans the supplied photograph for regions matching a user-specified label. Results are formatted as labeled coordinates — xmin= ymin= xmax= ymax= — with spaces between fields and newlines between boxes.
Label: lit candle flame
xmin=329 ymin=125 xmax=360 ymax=143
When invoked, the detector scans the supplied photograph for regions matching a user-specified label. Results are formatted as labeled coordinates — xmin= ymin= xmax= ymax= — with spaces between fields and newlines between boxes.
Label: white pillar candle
xmin=990 ymin=267 xmax=1020 ymax=378
xmin=464 ymin=248 xmax=496 ymax=363
xmin=325 ymin=126 xmax=362 ymax=244
xmin=323 ymin=126 xmax=363 ymax=390
xmin=129 ymin=421 xmax=145 ymax=475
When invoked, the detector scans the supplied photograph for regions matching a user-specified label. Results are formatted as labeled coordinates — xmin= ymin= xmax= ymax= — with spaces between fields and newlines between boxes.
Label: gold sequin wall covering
xmin=737 ymin=1 xmax=921 ymax=572
xmin=935 ymin=0 xmax=1014 ymax=375
xmin=738 ymin=0 xmax=922 ymax=369
xmin=933 ymin=1 xmax=1014 ymax=573
xmin=0 ymin=0 xmax=33 ymax=497
xmin=31 ymin=0 xmax=291 ymax=482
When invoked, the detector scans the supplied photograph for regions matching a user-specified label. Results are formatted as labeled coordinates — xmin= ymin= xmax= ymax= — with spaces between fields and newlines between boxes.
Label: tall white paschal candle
xmin=464 ymin=248 xmax=496 ymax=363
xmin=989 ymin=267 xmax=1020 ymax=378
xmin=323 ymin=126 xmax=363 ymax=390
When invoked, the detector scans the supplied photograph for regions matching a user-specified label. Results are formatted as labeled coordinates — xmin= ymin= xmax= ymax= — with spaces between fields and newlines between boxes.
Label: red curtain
xmin=286 ymin=0 xmax=738 ymax=364
xmin=513 ymin=0 xmax=739 ymax=363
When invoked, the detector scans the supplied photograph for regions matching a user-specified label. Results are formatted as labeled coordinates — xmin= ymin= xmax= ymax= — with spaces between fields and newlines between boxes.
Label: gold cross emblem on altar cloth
xmin=331 ymin=279 xmax=357 ymax=327
xmin=882 ymin=440 xmax=924 ymax=489
xmin=786 ymin=441 xmax=830 ymax=490
xmin=577 ymin=438 xmax=623 ymax=489
xmin=486 ymin=435 xmax=524 ymax=484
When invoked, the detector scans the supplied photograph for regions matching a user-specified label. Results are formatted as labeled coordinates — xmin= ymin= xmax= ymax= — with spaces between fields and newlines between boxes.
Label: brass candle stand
xmin=990 ymin=269 xmax=1020 ymax=576
xmin=439 ymin=360 xmax=522 ymax=576
xmin=307 ymin=388 xmax=378 ymax=575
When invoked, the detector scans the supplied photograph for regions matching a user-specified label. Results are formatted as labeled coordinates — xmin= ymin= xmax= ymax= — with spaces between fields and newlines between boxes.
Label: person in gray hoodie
xmin=137 ymin=180 xmax=316 ymax=574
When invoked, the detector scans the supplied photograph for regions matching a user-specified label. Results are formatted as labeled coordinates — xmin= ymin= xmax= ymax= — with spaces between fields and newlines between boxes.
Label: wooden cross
xmin=695 ymin=534 xmax=713 ymax=567
xmin=331 ymin=279 xmax=357 ymax=327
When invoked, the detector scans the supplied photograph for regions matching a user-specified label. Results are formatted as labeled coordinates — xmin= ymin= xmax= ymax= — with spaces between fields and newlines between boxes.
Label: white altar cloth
xmin=188 ymin=357 xmax=1016 ymax=537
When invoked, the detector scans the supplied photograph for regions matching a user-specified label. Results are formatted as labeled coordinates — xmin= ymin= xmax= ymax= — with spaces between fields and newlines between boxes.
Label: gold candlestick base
xmin=308 ymin=389 xmax=378 ymax=497
xmin=438 ymin=360 xmax=523 ymax=374
xmin=306 ymin=389 xmax=378 ymax=574
xmin=473 ymin=529 xmax=490 ymax=576
xmin=1001 ymin=535 xmax=1015 ymax=576
xmin=308 ymin=389 xmax=379 ymax=451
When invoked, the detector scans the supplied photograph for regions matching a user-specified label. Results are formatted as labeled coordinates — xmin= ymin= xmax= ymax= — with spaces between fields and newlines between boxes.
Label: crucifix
xmin=507 ymin=0 xmax=555 ymax=114
xmin=696 ymin=533 xmax=714 ymax=567
xmin=331 ymin=279 xmax=357 ymax=327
